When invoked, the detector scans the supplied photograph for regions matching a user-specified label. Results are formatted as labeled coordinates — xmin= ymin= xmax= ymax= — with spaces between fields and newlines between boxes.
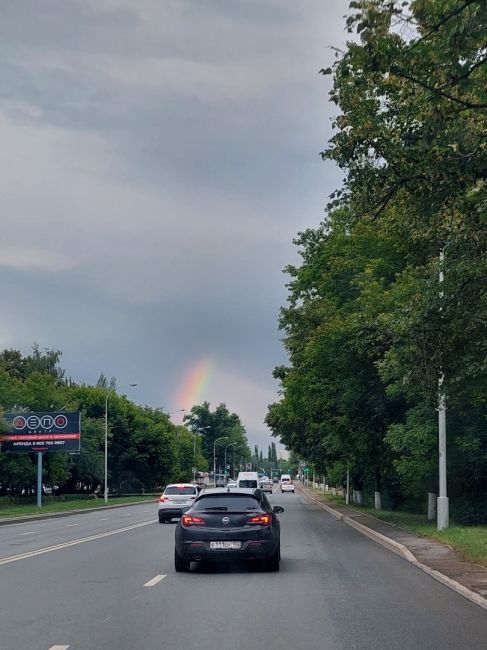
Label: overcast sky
xmin=0 ymin=0 xmax=349 ymax=450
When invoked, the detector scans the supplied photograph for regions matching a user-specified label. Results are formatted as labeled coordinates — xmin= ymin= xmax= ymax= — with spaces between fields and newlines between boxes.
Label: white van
xmin=237 ymin=471 xmax=259 ymax=489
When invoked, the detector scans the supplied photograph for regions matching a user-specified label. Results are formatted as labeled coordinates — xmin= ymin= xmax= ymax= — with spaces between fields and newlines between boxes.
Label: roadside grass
xmin=0 ymin=495 xmax=158 ymax=519
xmin=309 ymin=488 xmax=487 ymax=567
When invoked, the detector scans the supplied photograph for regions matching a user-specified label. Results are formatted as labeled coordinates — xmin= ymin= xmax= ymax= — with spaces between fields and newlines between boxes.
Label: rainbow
xmin=175 ymin=358 xmax=213 ymax=410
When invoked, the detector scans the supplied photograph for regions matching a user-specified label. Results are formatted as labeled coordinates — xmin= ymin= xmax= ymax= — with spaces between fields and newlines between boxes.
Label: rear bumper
xmin=177 ymin=538 xmax=277 ymax=562
xmin=159 ymin=507 xmax=191 ymax=518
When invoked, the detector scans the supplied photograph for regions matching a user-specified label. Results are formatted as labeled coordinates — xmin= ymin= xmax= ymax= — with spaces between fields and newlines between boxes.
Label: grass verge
xmin=309 ymin=488 xmax=487 ymax=567
xmin=0 ymin=495 xmax=157 ymax=519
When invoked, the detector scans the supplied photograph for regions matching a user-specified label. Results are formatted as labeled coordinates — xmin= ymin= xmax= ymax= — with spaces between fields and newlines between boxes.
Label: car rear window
xmin=164 ymin=486 xmax=197 ymax=495
xmin=193 ymin=495 xmax=260 ymax=511
xmin=239 ymin=480 xmax=258 ymax=488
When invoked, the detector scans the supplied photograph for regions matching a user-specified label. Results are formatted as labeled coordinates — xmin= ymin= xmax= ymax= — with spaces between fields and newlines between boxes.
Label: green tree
xmin=268 ymin=0 xmax=487 ymax=516
xmin=184 ymin=402 xmax=251 ymax=475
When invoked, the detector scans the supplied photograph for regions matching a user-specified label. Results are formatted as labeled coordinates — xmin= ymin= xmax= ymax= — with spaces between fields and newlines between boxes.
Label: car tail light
xmin=246 ymin=514 xmax=271 ymax=526
xmin=181 ymin=515 xmax=206 ymax=526
xmin=159 ymin=496 xmax=168 ymax=502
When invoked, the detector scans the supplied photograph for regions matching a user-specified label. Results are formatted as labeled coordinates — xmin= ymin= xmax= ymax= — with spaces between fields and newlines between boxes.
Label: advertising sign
xmin=0 ymin=412 xmax=81 ymax=453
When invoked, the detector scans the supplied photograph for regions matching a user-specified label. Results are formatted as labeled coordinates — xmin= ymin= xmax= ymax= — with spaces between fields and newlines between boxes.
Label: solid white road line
xmin=143 ymin=574 xmax=167 ymax=587
xmin=0 ymin=520 xmax=155 ymax=566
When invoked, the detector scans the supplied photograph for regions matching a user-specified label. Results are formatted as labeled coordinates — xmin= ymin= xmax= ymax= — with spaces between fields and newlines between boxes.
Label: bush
xmin=0 ymin=494 xmax=91 ymax=508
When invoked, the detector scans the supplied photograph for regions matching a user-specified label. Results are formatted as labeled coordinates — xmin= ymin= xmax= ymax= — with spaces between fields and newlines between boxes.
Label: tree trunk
xmin=428 ymin=492 xmax=437 ymax=520
xmin=374 ymin=468 xmax=382 ymax=510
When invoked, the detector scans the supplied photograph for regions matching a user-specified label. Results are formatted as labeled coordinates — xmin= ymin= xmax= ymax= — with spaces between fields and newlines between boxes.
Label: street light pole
xmin=224 ymin=443 xmax=235 ymax=480
xmin=104 ymin=383 xmax=137 ymax=503
xmin=213 ymin=436 xmax=228 ymax=486
xmin=193 ymin=426 xmax=211 ymax=483
xmin=437 ymin=248 xmax=449 ymax=530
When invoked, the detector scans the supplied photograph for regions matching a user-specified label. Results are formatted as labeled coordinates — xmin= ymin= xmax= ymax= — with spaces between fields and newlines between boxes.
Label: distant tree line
xmin=0 ymin=346 xmax=251 ymax=496
xmin=266 ymin=0 xmax=487 ymax=523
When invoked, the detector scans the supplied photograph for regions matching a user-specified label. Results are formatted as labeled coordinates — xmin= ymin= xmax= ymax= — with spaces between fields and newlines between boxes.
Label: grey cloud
xmin=0 ymin=0 xmax=349 ymax=447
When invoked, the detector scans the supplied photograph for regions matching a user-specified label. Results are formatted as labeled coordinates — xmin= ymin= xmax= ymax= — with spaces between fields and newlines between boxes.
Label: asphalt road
xmin=0 ymin=488 xmax=486 ymax=650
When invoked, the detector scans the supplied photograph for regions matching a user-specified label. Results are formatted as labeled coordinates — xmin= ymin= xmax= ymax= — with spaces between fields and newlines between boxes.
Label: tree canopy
xmin=267 ymin=0 xmax=486 ymax=522
xmin=0 ymin=348 xmax=248 ymax=495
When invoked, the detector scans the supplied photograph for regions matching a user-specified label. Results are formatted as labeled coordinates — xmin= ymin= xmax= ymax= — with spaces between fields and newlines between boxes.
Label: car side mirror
xmin=273 ymin=505 xmax=284 ymax=514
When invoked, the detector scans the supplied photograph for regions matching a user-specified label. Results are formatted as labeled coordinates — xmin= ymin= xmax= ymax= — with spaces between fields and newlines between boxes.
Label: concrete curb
xmin=0 ymin=499 xmax=158 ymax=526
xmin=344 ymin=515 xmax=417 ymax=562
xmin=299 ymin=485 xmax=487 ymax=612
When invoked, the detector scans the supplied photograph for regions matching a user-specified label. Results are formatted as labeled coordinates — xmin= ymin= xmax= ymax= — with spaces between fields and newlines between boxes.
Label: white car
xmin=158 ymin=483 xmax=199 ymax=523
xmin=227 ymin=479 xmax=239 ymax=488
xmin=280 ymin=475 xmax=295 ymax=493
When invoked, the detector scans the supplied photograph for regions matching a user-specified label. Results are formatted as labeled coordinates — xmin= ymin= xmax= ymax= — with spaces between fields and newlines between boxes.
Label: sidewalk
xmin=299 ymin=484 xmax=487 ymax=611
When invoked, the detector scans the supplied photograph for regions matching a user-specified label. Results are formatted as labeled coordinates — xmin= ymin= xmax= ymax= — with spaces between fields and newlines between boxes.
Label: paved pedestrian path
xmin=300 ymin=485 xmax=487 ymax=608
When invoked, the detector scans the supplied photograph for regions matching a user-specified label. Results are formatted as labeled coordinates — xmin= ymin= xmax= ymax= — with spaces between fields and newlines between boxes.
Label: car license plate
xmin=210 ymin=541 xmax=241 ymax=550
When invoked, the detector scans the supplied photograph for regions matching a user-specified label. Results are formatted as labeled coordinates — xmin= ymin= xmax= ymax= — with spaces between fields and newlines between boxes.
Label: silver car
xmin=260 ymin=477 xmax=273 ymax=493
xmin=158 ymin=483 xmax=199 ymax=523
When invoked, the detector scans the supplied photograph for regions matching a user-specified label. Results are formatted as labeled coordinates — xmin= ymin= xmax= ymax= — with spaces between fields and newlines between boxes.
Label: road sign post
xmin=37 ymin=452 xmax=43 ymax=508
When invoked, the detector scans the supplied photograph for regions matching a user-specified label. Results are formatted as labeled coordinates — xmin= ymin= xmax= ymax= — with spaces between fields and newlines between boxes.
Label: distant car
xmin=272 ymin=476 xmax=279 ymax=483
xmin=174 ymin=488 xmax=284 ymax=572
xmin=158 ymin=483 xmax=199 ymax=523
xmin=259 ymin=477 xmax=273 ymax=493
xmin=227 ymin=479 xmax=238 ymax=488
xmin=280 ymin=474 xmax=295 ymax=493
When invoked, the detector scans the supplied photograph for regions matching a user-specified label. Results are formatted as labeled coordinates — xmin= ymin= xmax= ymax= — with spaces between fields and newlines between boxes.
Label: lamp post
xmin=437 ymin=248 xmax=449 ymax=530
xmin=193 ymin=425 xmax=211 ymax=483
xmin=104 ymin=383 xmax=137 ymax=503
xmin=224 ymin=443 xmax=235 ymax=481
xmin=213 ymin=436 xmax=228 ymax=486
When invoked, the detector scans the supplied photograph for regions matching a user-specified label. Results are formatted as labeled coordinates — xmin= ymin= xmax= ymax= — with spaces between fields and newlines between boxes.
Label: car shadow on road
xmin=188 ymin=559 xmax=280 ymax=574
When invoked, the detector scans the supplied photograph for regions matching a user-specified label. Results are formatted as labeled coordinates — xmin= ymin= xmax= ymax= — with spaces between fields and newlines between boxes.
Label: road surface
xmin=0 ymin=489 xmax=486 ymax=650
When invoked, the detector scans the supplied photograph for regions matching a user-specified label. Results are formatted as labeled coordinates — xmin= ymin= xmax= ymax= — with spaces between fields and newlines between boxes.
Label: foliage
xmin=184 ymin=402 xmax=251 ymax=475
xmin=267 ymin=0 xmax=487 ymax=516
xmin=0 ymin=348 xmax=249 ymax=495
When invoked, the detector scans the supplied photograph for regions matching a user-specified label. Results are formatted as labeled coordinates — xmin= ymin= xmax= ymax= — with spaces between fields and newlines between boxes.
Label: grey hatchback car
xmin=174 ymin=488 xmax=283 ymax=572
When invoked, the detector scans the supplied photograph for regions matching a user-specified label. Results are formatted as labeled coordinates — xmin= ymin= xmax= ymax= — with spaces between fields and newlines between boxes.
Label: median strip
xmin=0 ymin=520 xmax=154 ymax=566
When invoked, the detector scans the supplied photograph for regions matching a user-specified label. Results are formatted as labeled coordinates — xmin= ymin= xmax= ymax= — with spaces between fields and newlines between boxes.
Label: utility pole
xmin=437 ymin=249 xmax=449 ymax=530
xmin=213 ymin=437 xmax=228 ymax=486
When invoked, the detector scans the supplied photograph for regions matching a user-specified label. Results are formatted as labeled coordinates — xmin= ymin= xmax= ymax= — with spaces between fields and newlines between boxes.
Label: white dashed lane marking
xmin=143 ymin=574 xmax=166 ymax=587
xmin=65 ymin=524 xmax=79 ymax=527
xmin=20 ymin=532 xmax=36 ymax=536
xmin=48 ymin=645 xmax=70 ymax=650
